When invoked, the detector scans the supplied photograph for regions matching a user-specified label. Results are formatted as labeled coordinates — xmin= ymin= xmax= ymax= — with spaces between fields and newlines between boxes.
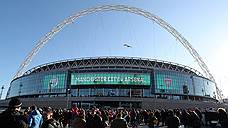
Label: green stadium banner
xmin=155 ymin=73 xmax=180 ymax=94
xmin=71 ymin=73 xmax=150 ymax=85
xmin=43 ymin=73 xmax=66 ymax=92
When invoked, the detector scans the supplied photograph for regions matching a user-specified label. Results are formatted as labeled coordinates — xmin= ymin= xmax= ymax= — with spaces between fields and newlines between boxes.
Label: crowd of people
xmin=0 ymin=98 xmax=228 ymax=128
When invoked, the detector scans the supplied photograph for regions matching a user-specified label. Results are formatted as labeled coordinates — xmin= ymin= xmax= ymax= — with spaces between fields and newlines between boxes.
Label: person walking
xmin=41 ymin=108 xmax=61 ymax=128
xmin=28 ymin=105 xmax=43 ymax=128
xmin=166 ymin=110 xmax=180 ymax=128
xmin=147 ymin=111 xmax=157 ymax=128
xmin=72 ymin=109 xmax=86 ymax=128
xmin=110 ymin=112 xmax=128 ymax=128
xmin=86 ymin=109 xmax=104 ymax=128
xmin=0 ymin=98 xmax=28 ymax=128
xmin=189 ymin=111 xmax=201 ymax=128
xmin=217 ymin=108 xmax=228 ymax=128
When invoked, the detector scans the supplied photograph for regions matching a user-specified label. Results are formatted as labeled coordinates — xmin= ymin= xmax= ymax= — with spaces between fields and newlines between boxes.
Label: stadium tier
xmin=7 ymin=57 xmax=218 ymax=108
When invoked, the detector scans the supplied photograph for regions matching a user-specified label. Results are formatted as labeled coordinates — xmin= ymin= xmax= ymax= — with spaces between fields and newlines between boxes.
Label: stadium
xmin=6 ymin=57 xmax=218 ymax=109
xmin=1 ymin=5 xmax=223 ymax=109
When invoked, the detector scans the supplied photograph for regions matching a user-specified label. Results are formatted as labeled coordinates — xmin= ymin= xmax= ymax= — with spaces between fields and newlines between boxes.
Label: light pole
xmin=160 ymin=85 xmax=164 ymax=98
xmin=48 ymin=82 xmax=52 ymax=93
xmin=19 ymin=84 xmax=23 ymax=97
xmin=67 ymin=88 xmax=71 ymax=109
xmin=213 ymin=91 xmax=216 ymax=99
xmin=183 ymin=84 xmax=189 ymax=100
xmin=0 ymin=85 xmax=4 ymax=99
xmin=202 ymin=89 xmax=204 ymax=96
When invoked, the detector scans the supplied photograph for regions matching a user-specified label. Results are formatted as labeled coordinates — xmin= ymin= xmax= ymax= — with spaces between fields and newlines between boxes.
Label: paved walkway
xmin=109 ymin=125 xmax=213 ymax=128
xmin=67 ymin=125 xmax=212 ymax=128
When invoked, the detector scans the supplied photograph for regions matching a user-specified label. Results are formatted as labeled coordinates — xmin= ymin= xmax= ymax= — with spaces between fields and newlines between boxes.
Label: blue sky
xmin=0 ymin=0 xmax=228 ymax=99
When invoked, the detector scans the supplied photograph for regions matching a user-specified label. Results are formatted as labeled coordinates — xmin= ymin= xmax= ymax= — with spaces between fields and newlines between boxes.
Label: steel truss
xmin=22 ymin=57 xmax=202 ymax=77
xmin=13 ymin=5 xmax=222 ymax=99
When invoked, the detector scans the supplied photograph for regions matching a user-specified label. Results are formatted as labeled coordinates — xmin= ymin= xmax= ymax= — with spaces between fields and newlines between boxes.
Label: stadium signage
xmin=49 ymin=77 xmax=59 ymax=88
xmin=71 ymin=73 xmax=150 ymax=85
xmin=43 ymin=73 xmax=66 ymax=90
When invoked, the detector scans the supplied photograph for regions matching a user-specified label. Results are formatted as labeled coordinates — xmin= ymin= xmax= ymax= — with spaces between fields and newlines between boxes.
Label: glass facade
xmin=8 ymin=72 xmax=67 ymax=98
xmin=193 ymin=76 xmax=216 ymax=98
xmin=154 ymin=69 xmax=194 ymax=95
xmin=8 ymin=67 xmax=217 ymax=100
xmin=154 ymin=69 xmax=216 ymax=99
xmin=70 ymin=88 xmax=144 ymax=97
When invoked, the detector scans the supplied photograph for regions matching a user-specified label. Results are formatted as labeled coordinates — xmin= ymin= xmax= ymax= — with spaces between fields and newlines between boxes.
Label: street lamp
xmin=183 ymin=85 xmax=189 ymax=100
xmin=213 ymin=91 xmax=216 ymax=99
xmin=66 ymin=88 xmax=71 ymax=109
xmin=19 ymin=84 xmax=23 ymax=97
xmin=202 ymin=89 xmax=204 ymax=96
xmin=160 ymin=85 xmax=165 ymax=98
xmin=48 ymin=82 xmax=52 ymax=93
xmin=0 ymin=85 xmax=4 ymax=99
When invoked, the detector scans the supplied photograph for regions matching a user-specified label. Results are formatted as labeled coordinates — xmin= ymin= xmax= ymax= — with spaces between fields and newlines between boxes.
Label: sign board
xmin=71 ymin=73 xmax=150 ymax=85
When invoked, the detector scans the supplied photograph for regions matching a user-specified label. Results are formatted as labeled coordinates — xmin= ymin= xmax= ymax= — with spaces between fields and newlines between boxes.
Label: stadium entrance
xmin=72 ymin=101 xmax=142 ymax=109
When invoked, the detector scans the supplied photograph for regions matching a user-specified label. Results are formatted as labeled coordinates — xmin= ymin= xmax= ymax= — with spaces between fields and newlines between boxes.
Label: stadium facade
xmin=6 ymin=57 xmax=218 ymax=108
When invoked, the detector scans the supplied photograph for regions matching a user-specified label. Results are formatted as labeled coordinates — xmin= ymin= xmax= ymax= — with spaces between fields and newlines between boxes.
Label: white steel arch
xmin=13 ymin=5 xmax=221 ymax=99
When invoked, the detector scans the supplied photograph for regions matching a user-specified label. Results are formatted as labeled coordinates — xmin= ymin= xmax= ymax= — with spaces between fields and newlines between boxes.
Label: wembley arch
xmin=13 ymin=5 xmax=222 ymax=99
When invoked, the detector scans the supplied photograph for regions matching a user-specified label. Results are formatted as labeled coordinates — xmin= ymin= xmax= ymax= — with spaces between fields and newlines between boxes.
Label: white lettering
xmin=74 ymin=74 xmax=148 ymax=85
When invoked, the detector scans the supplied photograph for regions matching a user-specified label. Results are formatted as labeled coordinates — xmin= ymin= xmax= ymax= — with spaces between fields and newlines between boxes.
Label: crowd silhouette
xmin=0 ymin=98 xmax=228 ymax=128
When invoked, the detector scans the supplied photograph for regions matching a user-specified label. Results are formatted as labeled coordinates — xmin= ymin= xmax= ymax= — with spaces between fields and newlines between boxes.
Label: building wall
xmin=8 ymin=71 xmax=67 ymax=98
xmin=8 ymin=68 xmax=217 ymax=101
xmin=0 ymin=97 xmax=225 ymax=110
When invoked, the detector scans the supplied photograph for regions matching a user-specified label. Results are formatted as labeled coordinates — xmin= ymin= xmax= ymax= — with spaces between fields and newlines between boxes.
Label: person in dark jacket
xmin=166 ymin=110 xmax=180 ymax=128
xmin=0 ymin=98 xmax=28 ymax=128
xmin=180 ymin=109 xmax=190 ymax=127
xmin=147 ymin=112 xmax=157 ymax=128
xmin=160 ymin=109 xmax=167 ymax=126
xmin=41 ymin=108 xmax=61 ymax=128
xmin=194 ymin=108 xmax=202 ymax=121
xmin=217 ymin=108 xmax=228 ymax=128
xmin=72 ymin=109 xmax=86 ymax=128
xmin=189 ymin=111 xmax=201 ymax=128
xmin=110 ymin=112 xmax=128 ymax=128
xmin=154 ymin=110 xmax=161 ymax=126
xmin=129 ymin=109 xmax=137 ymax=128
xmin=86 ymin=109 xmax=104 ymax=128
